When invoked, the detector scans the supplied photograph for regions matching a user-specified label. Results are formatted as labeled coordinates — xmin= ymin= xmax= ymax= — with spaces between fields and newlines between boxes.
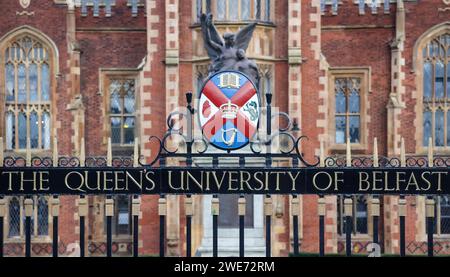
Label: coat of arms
xmin=199 ymin=71 xmax=260 ymax=150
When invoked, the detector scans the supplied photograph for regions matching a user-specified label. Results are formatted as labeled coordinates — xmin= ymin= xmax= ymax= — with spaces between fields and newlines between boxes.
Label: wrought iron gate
xmin=0 ymin=92 xmax=449 ymax=257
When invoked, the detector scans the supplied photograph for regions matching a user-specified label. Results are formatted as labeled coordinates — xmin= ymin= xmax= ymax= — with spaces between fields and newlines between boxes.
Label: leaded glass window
xmin=37 ymin=197 xmax=49 ymax=236
xmin=433 ymin=196 xmax=450 ymax=235
xmin=115 ymin=195 xmax=131 ymax=236
xmin=337 ymin=195 xmax=369 ymax=235
xmin=334 ymin=77 xmax=362 ymax=144
xmin=104 ymin=195 xmax=132 ymax=236
xmin=422 ymin=33 xmax=450 ymax=147
xmin=109 ymin=79 xmax=136 ymax=145
xmin=4 ymin=36 xmax=52 ymax=151
xmin=196 ymin=0 xmax=271 ymax=22
xmin=8 ymin=197 xmax=20 ymax=237
xmin=7 ymin=196 xmax=49 ymax=238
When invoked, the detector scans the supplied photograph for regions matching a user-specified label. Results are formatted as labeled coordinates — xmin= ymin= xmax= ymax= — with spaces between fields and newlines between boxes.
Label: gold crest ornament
xmin=20 ymin=0 xmax=31 ymax=9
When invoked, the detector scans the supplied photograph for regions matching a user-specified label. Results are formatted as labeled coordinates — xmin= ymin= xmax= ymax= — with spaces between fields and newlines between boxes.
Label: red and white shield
xmin=198 ymin=71 xmax=260 ymax=150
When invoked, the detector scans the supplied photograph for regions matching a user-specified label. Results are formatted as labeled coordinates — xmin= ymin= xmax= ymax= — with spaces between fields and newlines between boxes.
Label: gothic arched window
xmin=329 ymin=68 xmax=369 ymax=150
xmin=3 ymin=35 xmax=52 ymax=151
xmin=434 ymin=196 xmax=450 ymax=235
xmin=422 ymin=33 xmax=450 ymax=147
xmin=196 ymin=0 xmax=272 ymax=22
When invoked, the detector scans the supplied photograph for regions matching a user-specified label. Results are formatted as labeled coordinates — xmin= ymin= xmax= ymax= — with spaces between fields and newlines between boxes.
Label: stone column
xmin=384 ymin=0 xmax=406 ymax=255
xmin=165 ymin=0 xmax=181 ymax=257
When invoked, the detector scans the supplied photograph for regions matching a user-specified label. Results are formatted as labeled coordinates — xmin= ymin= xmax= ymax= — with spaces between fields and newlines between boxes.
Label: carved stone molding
xmin=439 ymin=0 xmax=450 ymax=11
xmin=16 ymin=11 xmax=35 ymax=16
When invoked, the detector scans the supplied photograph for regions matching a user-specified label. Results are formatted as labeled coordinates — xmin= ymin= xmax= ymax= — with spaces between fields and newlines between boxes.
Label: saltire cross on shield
xmin=199 ymin=71 xmax=260 ymax=150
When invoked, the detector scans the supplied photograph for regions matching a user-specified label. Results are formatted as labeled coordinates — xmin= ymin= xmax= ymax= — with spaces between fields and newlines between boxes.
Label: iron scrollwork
xmin=141 ymin=90 xmax=320 ymax=168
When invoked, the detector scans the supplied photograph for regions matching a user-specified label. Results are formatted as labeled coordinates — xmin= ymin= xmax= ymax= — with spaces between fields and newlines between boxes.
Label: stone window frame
xmin=413 ymin=24 xmax=450 ymax=155
xmin=193 ymin=0 xmax=273 ymax=23
xmin=328 ymin=67 xmax=370 ymax=152
xmin=433 ymin=196 xmax=450 ymax=237
xmin=102 ymin=195 xmax=133 ymax=239
xmin=412 ymin=23 xmax=450 ymax=241
xmin=3 ymin=196 xmax=52 ymax=243
xmin=336 ymin=195 xmax=373 ymax=240
xmin=0 ymin=26 xmax=59 ymax=155
xmin=100 ymin=69 xmax=140 ymax=152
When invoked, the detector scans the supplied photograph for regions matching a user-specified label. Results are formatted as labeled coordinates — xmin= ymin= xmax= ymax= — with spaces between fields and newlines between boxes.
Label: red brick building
xmin=0 ymin=0 xmax=449 ymax=256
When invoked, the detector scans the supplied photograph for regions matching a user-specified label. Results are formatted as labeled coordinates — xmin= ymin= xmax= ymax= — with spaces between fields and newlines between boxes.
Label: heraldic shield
xmin=199 ymin=71 xmax=260 ymax=151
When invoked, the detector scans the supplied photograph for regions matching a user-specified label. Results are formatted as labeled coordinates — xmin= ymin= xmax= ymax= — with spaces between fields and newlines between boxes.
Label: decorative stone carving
xmin=439 ymin=0 xmax=450 ymax=11
xmin=200 ymin=13 xmax=260 ymax=86
xmin=20 ymin=0 xmax=31 ymax=9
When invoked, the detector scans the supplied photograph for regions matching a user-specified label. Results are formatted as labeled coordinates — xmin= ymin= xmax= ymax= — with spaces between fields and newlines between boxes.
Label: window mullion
xmin=226 ymin=0 xmax=229 ymax=20
xmin=261 ymin=0 xmax=266 ymax=21
xmin=445 ymin=107 xmax=448 ymax=147
xmin=26 ymin=60 xmax=31 ymax=150
xmin=346 ymin=79 xmax=350 ymax=143
xmin=37 ymin=60 xmax=42 ymax=149
xmin=238 ymin=0 xmax=241 ymax=20
xmin=38 ymin=108 xmax=42 ymax=150
xmin=14 ymin=62 xmax=19 ymax=151
xmin=121 ymin=89 xmax=125 ymax=145
xmin=431 ymin=60 xmax=436 ymax=145
xmin=445 ymin=60 xmax=448 ymax=146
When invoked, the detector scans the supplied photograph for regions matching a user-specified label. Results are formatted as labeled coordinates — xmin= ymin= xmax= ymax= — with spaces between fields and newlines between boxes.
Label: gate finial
xmin=26 ymin=138 xmax=31 ymax=167
xmin=400 ymin=137 xmax=406 ymax=167
xmin=427 ymin=137 xmax=433 ymax=167
xmin=80 ymin=138 xmax=86 ymax=167
xmin=373 ymin=137 xmax=379 ymax=167
xmin=319 ymin=139 xmax=325 ymax=167
xmin=107 ymin=137 xmax=112 ymax=167
xmin=346 ymin=138 xmax=351 ymax=167
xmin=53 ymin=137 xmax=58 ymax=167
xmin=134 ymin=137 xmax=139 ymax=167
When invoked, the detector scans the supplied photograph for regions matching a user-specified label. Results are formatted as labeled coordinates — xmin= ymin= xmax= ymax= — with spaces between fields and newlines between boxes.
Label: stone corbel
xmin=165 ymin=49 xmax=180 ymax=66
xmin=70 ymin=41 xmax=82 ymax=53
xmin=438 ymin=0 xmax=450 ymax=12
xmin=67 ymin=94 xmax=85 ymax=111
xmin=288 ymin=47 xmax=306 ymax=65
xmin=386 ymin=93 xmax=405 ymax=109
xmin=389 ymin=36 xmax=404 ymax=51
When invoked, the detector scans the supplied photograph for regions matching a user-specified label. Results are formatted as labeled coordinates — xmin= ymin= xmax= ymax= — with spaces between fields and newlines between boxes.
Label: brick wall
xmin=1 ymin=0 xmax=449 ymax=256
